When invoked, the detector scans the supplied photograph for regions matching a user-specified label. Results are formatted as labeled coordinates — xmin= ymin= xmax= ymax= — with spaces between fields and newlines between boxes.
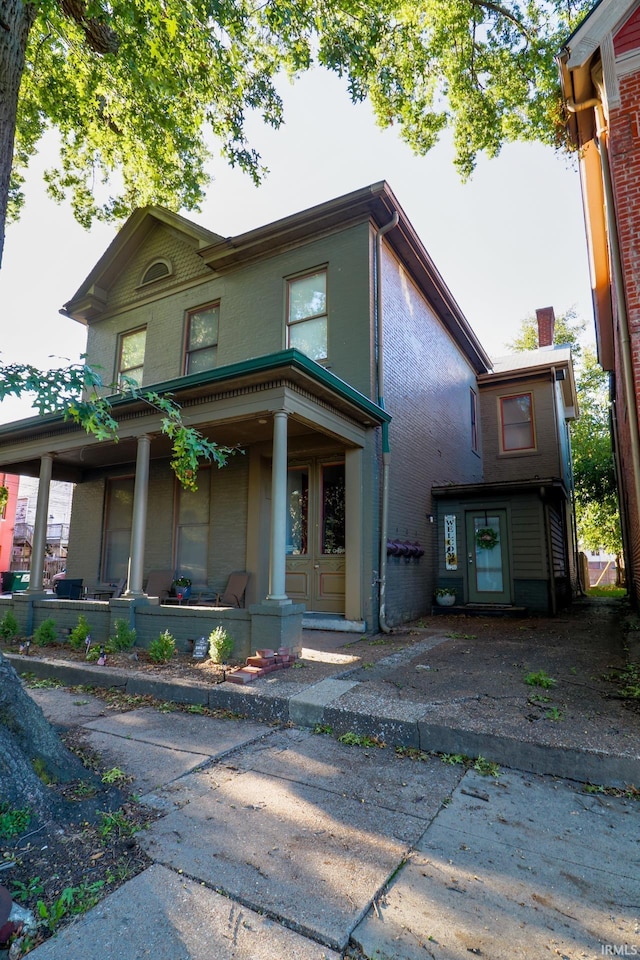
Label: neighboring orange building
xmin=0 ymin=474 xmax=20 ymax=575
xmin=559 ymin=0 xmax=640 ymax=604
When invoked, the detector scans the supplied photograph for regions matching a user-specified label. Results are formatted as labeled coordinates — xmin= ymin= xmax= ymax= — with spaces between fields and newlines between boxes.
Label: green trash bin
xmin=11 ymin=571 xmax=30 ymax=591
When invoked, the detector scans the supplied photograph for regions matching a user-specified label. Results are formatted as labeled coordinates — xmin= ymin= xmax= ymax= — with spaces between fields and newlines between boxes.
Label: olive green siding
xmin=87 ymin=221 xmax=374 ymax=397
xmin=479 ymin=378 xmax=562 ymax=484
xmin=433 ymin=493 xmax=570 ymax=614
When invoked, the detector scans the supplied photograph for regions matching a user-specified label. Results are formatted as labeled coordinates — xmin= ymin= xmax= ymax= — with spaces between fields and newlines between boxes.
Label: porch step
xmin=431 ymin=603 xmax=528 ymax=618
xmin=302 ymin=612 xmax=366 ymax=633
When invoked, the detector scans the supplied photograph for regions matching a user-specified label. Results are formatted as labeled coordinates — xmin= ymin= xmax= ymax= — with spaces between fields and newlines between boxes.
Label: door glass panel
xmin=321 ymin=463 xmax=345 ymax=555
xmin=473 ymin=515 xmax=503 ymax=592
xmin=287 ymin=468 xmax=308 ymax=555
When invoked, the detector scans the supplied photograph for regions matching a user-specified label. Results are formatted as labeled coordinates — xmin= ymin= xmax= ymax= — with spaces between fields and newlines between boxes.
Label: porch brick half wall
xmin=2 ymin=596 xmax=303 ymax=664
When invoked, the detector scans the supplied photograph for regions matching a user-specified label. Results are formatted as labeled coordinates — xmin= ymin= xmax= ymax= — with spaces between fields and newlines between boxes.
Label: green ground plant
xmin=32 ymin=618 xmax=57 ymax=646
xmin=0 ymin=609 xmax=19 ymax=641
xmin=587 ymin=585 xmax=626 ymax=599
xmin=148 ymin=629 xmax=176 ymax=663
xmin=545 ymin=706 xmax=565 ymax=721
xmin=524 ymin=670 xmax=556 ymax=689
xmin=99 ymin=810 xmax=139 ymax=842
xmin=37 ymin=881 xmax=106 ymax=933
xmin=208 ymin=625 xmax=234 ymax=663
xmin=338 ymin=732 xmax=386 ymax=748
xmin=109 ymin=619 xmax=136 ymax=651
xmin=69 ymin=613 xmax=92 ymax=649
xmin=0 ymin=803 xmax=31 ymax=839
xmin=101 ymin=767 xmax=133 ymax=786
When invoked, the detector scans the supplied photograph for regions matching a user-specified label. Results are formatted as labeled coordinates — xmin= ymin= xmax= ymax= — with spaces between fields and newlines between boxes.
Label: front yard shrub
xmin=69 ymin=614 xmax=92 ymax=649
xmin=109 ymin=619 xmax=136 ymax=651
xmin=148 ymin=629 xmax=175 ymax=663
xmin=209 ymin=625 xmax=234 ymax=663
xmin=0 ymin=609 xmax=19 ymax=641
xmin=33 ymin=618 xmax=57 ymax=646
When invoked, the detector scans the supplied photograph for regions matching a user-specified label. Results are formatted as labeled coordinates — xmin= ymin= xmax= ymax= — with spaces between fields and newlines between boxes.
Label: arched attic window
xmin=140 ymin=259 xmax=172 ymax=286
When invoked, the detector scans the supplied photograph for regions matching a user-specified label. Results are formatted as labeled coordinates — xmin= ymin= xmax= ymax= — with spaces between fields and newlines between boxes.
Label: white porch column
xmin=267 ymin=410 xmax=290 ymax=603
xmin=28 ymin=454 xmax=53 ymax=593
xmin=126 ymin=435 xmax=151 ymax=597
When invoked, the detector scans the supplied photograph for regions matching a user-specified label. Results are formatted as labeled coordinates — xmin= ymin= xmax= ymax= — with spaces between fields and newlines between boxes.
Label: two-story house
xmin=558 ymin=0 xmax=640 ymax=605
xmin=0 ymin=183 xmax=578 ymax=653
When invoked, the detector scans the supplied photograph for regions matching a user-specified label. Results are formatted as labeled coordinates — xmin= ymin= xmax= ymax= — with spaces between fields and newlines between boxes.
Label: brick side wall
xmin=380 ymin=244 xmax=483 ymax=625
xmin=609 ymin=69 xmax=640 ymax=603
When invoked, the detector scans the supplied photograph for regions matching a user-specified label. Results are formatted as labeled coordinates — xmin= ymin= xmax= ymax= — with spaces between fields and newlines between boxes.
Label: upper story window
xmin=140 ymin=259 xmax=172 ymax=285
xmin=470 ymin=388 xmax=478 ymax=453
xmin=185 ymin=304 xmax=219 ymax=374
xmin=500 ymin=392 xmax=535 ymax=452
xmin=118 ymin=328 xmax=146 ymax=388
xmin=287 ymin=270 xmax=327 ymax=361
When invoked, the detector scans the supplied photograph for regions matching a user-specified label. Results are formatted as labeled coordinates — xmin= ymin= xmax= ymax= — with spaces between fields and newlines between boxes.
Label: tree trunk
xmin=0 ymin=650 xmax=92 ymax=817
xmin=0 ymin=0 xmax=36 ymax=268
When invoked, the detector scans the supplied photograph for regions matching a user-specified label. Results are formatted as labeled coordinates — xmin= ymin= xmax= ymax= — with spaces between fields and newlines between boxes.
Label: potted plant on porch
xmin=434 ymin=586 xmax=456 ymax=607
xmin=172 ymin=576 xmax=192 ymax=602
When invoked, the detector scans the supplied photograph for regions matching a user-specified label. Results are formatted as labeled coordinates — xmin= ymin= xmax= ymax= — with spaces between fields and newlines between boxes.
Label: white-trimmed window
xmin=500 ymin=393 xmax=535 ymax=451
xmin=118 ymin=328 xmax=146 ymax=388
xmin=185 ymin=304 xmax=219 ymax=374
xmin=287 ymin=270 xmax=327 ymax=361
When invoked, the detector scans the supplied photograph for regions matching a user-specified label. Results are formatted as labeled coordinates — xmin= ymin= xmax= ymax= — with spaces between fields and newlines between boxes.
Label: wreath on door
xmin=475 ymin=527 xmax=499 ymax=550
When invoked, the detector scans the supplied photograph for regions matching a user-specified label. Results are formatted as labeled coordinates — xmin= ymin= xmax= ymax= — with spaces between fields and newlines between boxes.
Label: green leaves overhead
xmin=9 ymin=0 xmax=591 ymax=234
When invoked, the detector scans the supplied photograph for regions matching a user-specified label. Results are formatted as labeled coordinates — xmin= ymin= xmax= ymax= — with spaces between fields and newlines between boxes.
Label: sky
xmin=0 ymin=68 xmax=593 ymax=423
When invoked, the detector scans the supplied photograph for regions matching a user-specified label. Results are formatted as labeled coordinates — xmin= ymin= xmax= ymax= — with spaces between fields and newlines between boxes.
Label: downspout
xmin=567 ymin=96 xmax=640 ymax=597
xmin=375 ymin=210 xmax=399 ymax=634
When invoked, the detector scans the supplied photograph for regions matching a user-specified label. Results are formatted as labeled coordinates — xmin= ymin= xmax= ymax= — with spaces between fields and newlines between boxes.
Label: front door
xmin=285 ymin=460 xmax=345 ymax=613
xmin=466 ymin=510 xmax=511 ymax=604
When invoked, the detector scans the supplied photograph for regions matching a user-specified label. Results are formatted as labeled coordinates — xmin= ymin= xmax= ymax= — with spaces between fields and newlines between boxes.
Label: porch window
xmin=118 ymin=328 xmax=146 ymax=388
xmin=500 ymin=393 xmax=535 ymax=451
xmin=175 ymin=475 xmax=210 ymax=584
xmin=103 ymin=477 xmax=134 ymax=582
xmin=470 ymin=388 xmax=478 ymax=453
xmin=185 ymin=304 xmax=219 ymax=374
xmin=287 ymin=270 xmax=327 ymax=361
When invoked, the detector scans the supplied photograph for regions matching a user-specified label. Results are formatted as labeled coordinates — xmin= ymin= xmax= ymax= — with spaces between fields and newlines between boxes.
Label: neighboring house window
xmin=500 ymin=393 xmax=535 ymax=451
xmin=103 ymin=477 xmax=134 ymax=582
xmin=175 ymin=476 xmax=210 ymax=585
xmin=185 ymin=304 xmax=219 ymax=374
xmin=140 ymin=259 xmax=171 ymax=285
xmin=287 ymin=270 xmax=327 ymax=361
xmin=470 ymin=388 xmax=478 ymax=453
xmin=118 ymin=328 xmax=146 ymax=387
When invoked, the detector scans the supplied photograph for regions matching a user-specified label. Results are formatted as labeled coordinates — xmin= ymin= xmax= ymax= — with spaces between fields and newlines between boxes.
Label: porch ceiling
xmin=0 ymin=352 xmax=386 ymax=482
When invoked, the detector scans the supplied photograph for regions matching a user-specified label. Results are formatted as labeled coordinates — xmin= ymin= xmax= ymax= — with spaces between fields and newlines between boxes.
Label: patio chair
xmin=215 ymin=571 xmax=249 ymax=607
xmin=144 ymin=570 xmax=174 ymax=601
xmin=85 ymin=576 xmax=127 ymax=600
xmin=54 ymin=578 xmax=83 ymax=600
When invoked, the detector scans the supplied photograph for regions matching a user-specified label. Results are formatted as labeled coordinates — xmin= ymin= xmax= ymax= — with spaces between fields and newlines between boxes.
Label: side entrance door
xmin=285 ymin=460 xmax=345 ymax=613
xmin=465 ymin=509 xmax=511 ymax=604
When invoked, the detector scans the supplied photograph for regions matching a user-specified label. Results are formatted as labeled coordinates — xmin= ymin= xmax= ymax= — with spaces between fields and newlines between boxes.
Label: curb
xmin=8 ymin=653 xmax=640 ymax=788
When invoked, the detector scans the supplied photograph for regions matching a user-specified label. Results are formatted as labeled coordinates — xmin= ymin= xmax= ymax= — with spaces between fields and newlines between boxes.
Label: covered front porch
xmin=0 ymin=351 xmax=388 ymax=647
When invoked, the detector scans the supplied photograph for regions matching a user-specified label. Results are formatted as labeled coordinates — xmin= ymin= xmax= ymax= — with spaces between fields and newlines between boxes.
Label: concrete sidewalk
xmin=25 ymin=684 xmax=640 ymax=960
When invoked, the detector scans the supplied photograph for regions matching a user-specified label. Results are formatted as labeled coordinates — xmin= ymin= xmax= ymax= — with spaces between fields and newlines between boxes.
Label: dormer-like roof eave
xmin=61 ymin=207 xmax=224 ymax=323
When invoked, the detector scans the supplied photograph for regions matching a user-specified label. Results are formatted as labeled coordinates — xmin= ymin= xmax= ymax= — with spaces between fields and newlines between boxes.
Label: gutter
xmin=566 ymin=94 xmax=640 ymax=599
xmin=375 ymin=211 xmax=399 ymax=634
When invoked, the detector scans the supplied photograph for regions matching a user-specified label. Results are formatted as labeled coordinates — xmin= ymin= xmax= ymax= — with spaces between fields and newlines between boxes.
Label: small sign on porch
xmin=444 ymin=514 xmax=458 ymax=570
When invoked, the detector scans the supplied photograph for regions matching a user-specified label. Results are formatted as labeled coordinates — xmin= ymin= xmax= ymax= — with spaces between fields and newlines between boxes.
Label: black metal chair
xmin=54 ymin=578 xmax=83 ymax=600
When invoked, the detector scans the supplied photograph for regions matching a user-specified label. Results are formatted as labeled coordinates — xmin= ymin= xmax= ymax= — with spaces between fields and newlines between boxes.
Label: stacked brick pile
xmin=225 ymin=647 xmax=297 ymax=684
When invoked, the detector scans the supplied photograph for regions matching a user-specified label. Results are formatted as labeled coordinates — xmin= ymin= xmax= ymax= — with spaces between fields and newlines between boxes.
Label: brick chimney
xmin=536 ymin=307 xmax=555 ymax=348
